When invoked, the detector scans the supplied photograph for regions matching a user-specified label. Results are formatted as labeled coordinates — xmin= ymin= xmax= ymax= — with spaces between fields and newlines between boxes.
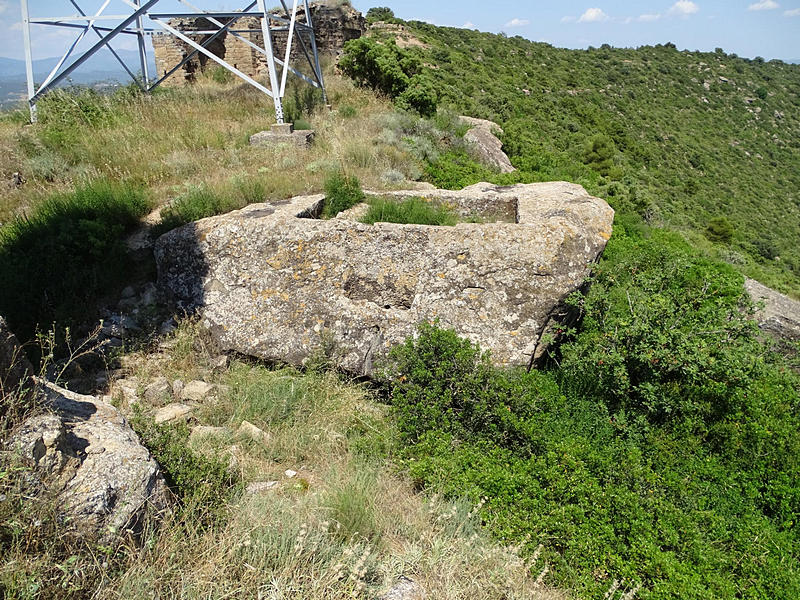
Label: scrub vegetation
xmin=347 ymin=24 xmax=800 ymax=297
xmin=1 ymin=7 xmax=799 ymax=600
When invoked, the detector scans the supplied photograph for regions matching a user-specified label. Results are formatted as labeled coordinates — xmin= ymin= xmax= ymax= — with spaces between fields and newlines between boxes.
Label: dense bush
xmin=340 ymin=37 xmax=438 ymax=116
xmin=559 ymin=224 xmax=763 ymax=425
xmin=366 ymin=6 xmax=395 ymax=23
xmin=705 ymin=216 xmax=735 ymax=244
xmin=396 ymin=75 xmax=438 ymax=117
xmin=388 ymin=223 xmax=800 ymax=599
xmin=339 ymin=37 xmax=419 ymax=98
xmin=0 ymin=179 xmax=150 ymax=345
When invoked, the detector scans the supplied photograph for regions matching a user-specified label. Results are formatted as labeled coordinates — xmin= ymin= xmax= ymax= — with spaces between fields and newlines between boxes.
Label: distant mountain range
xmin=0 ymin=50 xmax=158 ymax=108
xmin=0 ymin=50 xmax=157 ymax=81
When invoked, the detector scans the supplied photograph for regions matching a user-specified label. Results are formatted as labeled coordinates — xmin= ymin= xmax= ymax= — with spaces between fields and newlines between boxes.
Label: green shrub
xmin=339 ymin=37 xmax=438 ymax=116
xmin=360 ymin=197 xmax=457 ymax=226
xmin=396 ymin=75 xmax=438 ymax=117
xmin=559 ymin=228 xmax=763 ymax=425
xmin=366 ymin=6 xmax=395 ymax=23
xmin=705 ymin=216 xmax=735 ymax=244
xmin=582 ymin=134 xmax=616 ymax=176
xmin=0 ymin=179 xmax=150 ymax=345
xmin=390 ymin=316 xmax=800 ymax=598
xmin=388 ymin=322 xmax=557 ymax=450
xmin=130 ymin=413 xmax=239 ymax=523
xmin=322 ymin=171 xmax=365 ymax=218
xmin=340 ymin=37 xmax=416 ymax=98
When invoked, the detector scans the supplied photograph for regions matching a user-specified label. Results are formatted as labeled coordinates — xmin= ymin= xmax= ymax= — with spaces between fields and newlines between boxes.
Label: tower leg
xmin=20 ymin=0 xmax=37 ymax=122
xmin=257 ymin=0 xmax=285 ymax=123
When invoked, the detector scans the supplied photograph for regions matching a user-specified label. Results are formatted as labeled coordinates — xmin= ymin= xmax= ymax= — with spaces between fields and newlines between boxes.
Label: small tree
xmin=366 ymin=7 xmax=395 ymax=23
xmin=705 ymin=216 xmax=734 ymax=244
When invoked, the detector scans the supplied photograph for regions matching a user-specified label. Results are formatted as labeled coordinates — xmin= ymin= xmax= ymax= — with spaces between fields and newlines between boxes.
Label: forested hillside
xmin=366 ymin=21 xmax=800 ymax=296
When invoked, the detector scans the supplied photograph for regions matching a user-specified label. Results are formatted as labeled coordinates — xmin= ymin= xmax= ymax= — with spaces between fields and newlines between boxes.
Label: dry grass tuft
xmin=0 ymin=70 xmax=425 ymax=225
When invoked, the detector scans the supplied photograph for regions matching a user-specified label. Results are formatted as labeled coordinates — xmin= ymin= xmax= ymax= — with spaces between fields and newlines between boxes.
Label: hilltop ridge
xmin=364 ymin=20 xmax=800 ymax=296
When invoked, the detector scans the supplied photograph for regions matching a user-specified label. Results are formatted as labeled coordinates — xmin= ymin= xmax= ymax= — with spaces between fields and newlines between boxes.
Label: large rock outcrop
xmin=9 ymin=381 xmax=169 ymax=539
xmin=460 ymin=117 xmax=517 ymax=174
xmin=745 ymin=278 xmax=800 ymax=342
xmin=156 ymin=182 xmax=613 ymax=375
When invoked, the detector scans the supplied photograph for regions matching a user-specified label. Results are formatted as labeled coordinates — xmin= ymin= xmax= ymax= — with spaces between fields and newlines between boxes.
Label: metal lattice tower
xmin=19 ymin=0 xmax=327 ymax=123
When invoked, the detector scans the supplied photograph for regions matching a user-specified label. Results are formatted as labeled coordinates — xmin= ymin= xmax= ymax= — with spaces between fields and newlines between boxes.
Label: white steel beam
xmin=19 ymin=0 xmax=327 ymax=125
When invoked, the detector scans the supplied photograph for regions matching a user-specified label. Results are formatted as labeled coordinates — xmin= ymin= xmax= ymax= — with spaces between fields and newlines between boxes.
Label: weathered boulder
xmin=459 ymin=116 xmax=516 ymax=174
xmin=9 ymin=381 xmax=169 ymax=539
xmin=155 ymin=182 xmax=614 ymax=376
xmin=745 ymin=278 xmax=800 ymax=341
xmin=378 ymin=577 xmax=425 ymax=600
xmin=0 ymin=315 xmax=34 ymax=400
xmin=154 ymin=402 xmax=194 ymax=424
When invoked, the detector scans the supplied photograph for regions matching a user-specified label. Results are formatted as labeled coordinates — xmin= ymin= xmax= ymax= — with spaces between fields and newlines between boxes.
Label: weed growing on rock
xmin=360 ymin=196 xmax=458 ymax=226
xmin=322 ymin=171 xmax=365 ymax=218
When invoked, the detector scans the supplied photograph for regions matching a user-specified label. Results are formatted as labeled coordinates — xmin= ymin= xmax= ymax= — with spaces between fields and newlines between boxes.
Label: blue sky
xmin=0 ymin=0 xmax=798 ymax=61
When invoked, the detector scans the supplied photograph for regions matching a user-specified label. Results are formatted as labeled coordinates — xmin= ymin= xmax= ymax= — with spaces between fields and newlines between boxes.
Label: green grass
xmin=360 ymin=196 xmax=458 ymax=225
xmin=156 ymin=183 xmax=255 ymax=234
xmin=0 ymin=179 xmax=150 ymax=346
xmin=322 ymin=172 xmax=366 ymax=218
xmin=0 ymin=318 xmax=559 ymax=599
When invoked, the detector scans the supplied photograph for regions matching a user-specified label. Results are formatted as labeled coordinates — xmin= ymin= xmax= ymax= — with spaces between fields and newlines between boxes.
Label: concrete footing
xmin=249 ymin=123 xmax=315 ymax=149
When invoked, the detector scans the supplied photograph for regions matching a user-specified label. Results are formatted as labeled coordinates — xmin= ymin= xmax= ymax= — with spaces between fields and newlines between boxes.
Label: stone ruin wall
xmin=152 ymin=3 xmax=366 ymax=85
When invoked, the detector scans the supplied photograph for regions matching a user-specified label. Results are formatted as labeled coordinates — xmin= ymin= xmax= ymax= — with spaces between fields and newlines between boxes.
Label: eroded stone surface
xmin=155 ymin=182 xmax=614 ymax=376
xmin=9 ymin=381 xmax=169 ymax=539
xmin=378 ymin=577 xmax=425 ymax=600
xmin=154 ymin=402 xmax=194 ymax=424
xmin=250 ymin=128 xmax=315 ymax=149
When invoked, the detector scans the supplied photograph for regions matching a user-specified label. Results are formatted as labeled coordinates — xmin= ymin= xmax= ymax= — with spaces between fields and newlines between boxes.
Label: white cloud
xmin=578 ymin=8 xmax=610 ymax=23
xmin=504 ymin=18 xmax=530 ymax=27
xmin=462 ymin=21 xmax=475 ymax=29
xmin=785 ymin=7 xmax=800 ymax=15
xmin=637 ymin=13 xmax=662 ymax=21
xmin=749 ymin=0 xmax=780 ymax=9
xmin=669 ymin=1 xmax=700 ymax=16
xmin=561 ymin=15 xmax=577 ymax=23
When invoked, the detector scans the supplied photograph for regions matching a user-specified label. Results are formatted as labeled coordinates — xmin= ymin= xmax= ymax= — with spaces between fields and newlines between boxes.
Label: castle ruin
xmin=151 ymin=2 xmax=366 ymax=85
